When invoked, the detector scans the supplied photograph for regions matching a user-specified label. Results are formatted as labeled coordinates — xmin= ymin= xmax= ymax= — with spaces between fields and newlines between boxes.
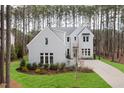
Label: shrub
xmin=49 ymin=64 xmax=58 ymax=70
xmin=32 ymin=63 xmax=37 ymax=70
xmin=66 ymin=65 xmax=75 ymax=71
xmin=56 ymin=63 xmax=59 ymax=70
xmin=49 ymin=64 xmax=55 ymax=70
xmin=59 ymin=63 xmax=66 ymax=70
xmin=20 ymin=59 xmax=26 ymax=68
xmin=43 ymin=63 xmax=49 ymax=69
xmin=21 ymin=66 xmax=29 ymax=72
xmin=38 ymin=62 xmax=43 ymax=67
xmin=26 ymin=63 xmax=32 ymax=70
xmin=35 ymin=68 xmax=42 ymax=74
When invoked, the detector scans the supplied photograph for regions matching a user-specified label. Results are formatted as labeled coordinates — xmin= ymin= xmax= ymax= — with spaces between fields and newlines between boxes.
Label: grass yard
xmin=97 ymin=56 xmax=124 ymax=73
xmin=10 ymin=59 xmax=111 ymax=88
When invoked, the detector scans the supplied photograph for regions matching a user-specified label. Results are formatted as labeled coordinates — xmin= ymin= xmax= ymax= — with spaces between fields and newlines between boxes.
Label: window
xmin=45 ymin=38 xmax=48 ymax=45
xmin=50 ymin=53 xmax=53 ymax=55
xmin=67 ymin=49 xmax=69 ymax=55
xmin=74 ymin=37 xmax=76 ymax=40
xmin=83 ymin=36 xmax=89 ymax=42
xmin=67 ymin=37 xmax=69 ymax=42
xmin=40 ymin=53 xmax=43 ymax=55
xmin=40 ymin=53 xmax=44 ymax=64
xmin=40 ymin=56 xmax=44 ymax=64
xmin=86 ymin=36 xmax=89 ymax=42
xmin=85 ymin=49 xmax=87 ymax=56
xmin=45 ymin=53 xmax=48 ymax=55
xmin=82 ymin=49 xmax=84 ymax=55
xmin=83 ymin=36 xmax=85 ymax=42
xmin=50 ymin=53 xmax=53 ymax=64
xmin=45 ymin=53 xmax=48 ymax=64
xmin=88 ymin=49 xmax=90 ymax=56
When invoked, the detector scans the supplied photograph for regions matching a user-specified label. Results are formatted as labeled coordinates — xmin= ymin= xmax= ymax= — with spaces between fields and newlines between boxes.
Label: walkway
xmin=79 ymin=60 xmax=124 ymax=88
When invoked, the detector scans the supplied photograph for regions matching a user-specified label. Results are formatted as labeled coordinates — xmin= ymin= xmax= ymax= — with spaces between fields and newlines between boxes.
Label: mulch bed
xmin=17 ymin=69 xmax=74 ymax=75
xmin=16 ymin=67 xmax=93 ymax=76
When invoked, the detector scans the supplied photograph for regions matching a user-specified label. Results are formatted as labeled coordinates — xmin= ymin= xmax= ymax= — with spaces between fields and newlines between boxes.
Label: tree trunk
xmin=65 ymin=12 xmax=67 ymax=27
xmin=14 ymin=9 xmax=17 ymax=46
xmin=72 ymin=6 xmax=75 ymax=27
xmin=0 ymin=5 xmax=5 ymax=84
xmin=117 ymin=7 xmax=120 ymax=58
xmin=6 ymin=5 xmax=11 ymax=88
xmin=22 ymin=5 xmax=26 ymax=58
xmin=105 ymin=9 xmax=109 ymax=56
xmin=112 ymin=6 xmax=117 ymax=62
xmin=99 ymin=7 xmax=103 ymax=59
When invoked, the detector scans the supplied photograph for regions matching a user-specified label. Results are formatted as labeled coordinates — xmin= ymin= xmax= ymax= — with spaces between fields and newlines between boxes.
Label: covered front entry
xmin=40 ymin=53 xmax=53 ymax=64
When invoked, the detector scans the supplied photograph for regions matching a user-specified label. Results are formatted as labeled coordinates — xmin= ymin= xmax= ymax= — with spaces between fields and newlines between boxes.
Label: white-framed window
xmin=50 ymin=53 xmax=53 ymax=64
xmin=86 ymin=36 xmax=89 ymax=42
xmin=82 ymin=49 xmax=84 ymax=55
xmin=74 ymin=37 xmax=76 ymax=40
xmin=45 ymin=38 xmax=48 ymax=45
xmin=83 ymin=36 xmax=85 ymax=42
xmin=40 ymin=53 xmax=54 ymax=64
xmin=67 ymin=49 xmax=69 ymax=55
xmin=83 ymin=35 xmax=89 ymax=42
xmin=85 ymin=49 xmax=87 ymax=56
xmin=88 ymin=49 xmax=90 ymax=56
xmin=40 ymin=53 xmax=44 ymax=64
xmin=67 ymin=37 xmax=69 ymax=42
xmin=45 ymin=53 xmax=48 ymax=64
xmin=82 ymin=48 xmax=91 ymax=56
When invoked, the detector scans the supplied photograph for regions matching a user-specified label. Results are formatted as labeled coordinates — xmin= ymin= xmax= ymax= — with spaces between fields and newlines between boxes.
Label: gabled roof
xmin=27 ymin=27 xmax=65 ymax=48
xmin=27 ymin=25 xmax=94 ymax=48
xmin=77 ymin=26 xmax=94 ymax=37
xmin=50 ymin=27 xmax=76 ymax=35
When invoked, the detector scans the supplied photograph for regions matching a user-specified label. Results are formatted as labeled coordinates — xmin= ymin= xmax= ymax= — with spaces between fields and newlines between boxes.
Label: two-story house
xmin=27 ymin=24 xmax=94 ymax=65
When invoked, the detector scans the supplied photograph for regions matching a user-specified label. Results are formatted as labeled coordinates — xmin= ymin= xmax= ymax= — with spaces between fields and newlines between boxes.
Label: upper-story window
xmin=83 ymin=36 xmax=85 ymax=42
xmin=45 ymin=38 xmax=48 ymax=45
xmin=74 ymin=37 xmax=76 ymax=40
xmin=83 ymin=36 xmax=89 ymax=42
xmin=86 ymin=36 xmax=89 ymax=42
xmin=82 ymin=33 xmax=90 ymax=42
xmin=67 ymin=37 xmax=70 ymax=42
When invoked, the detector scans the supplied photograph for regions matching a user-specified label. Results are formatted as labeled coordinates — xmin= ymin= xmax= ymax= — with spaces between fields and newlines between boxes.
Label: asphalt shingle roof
xmin=50 ymin=27 xmax=77 ymax=35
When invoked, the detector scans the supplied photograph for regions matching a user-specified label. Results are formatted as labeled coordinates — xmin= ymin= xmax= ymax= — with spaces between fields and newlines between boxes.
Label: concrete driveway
xmin=78 ymin=60 xmax=124 ymax=88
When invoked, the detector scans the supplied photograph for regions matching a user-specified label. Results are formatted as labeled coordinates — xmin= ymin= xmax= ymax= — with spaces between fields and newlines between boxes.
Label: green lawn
xmin=10 ymin=59 xmax=111 ymax=88
xmin=97 ymin=56 xmax=124 ymax=73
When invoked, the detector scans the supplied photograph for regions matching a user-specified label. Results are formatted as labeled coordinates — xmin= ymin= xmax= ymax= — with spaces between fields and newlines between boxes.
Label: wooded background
xmin=1 ymin=5 xmax=124 ymax=87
